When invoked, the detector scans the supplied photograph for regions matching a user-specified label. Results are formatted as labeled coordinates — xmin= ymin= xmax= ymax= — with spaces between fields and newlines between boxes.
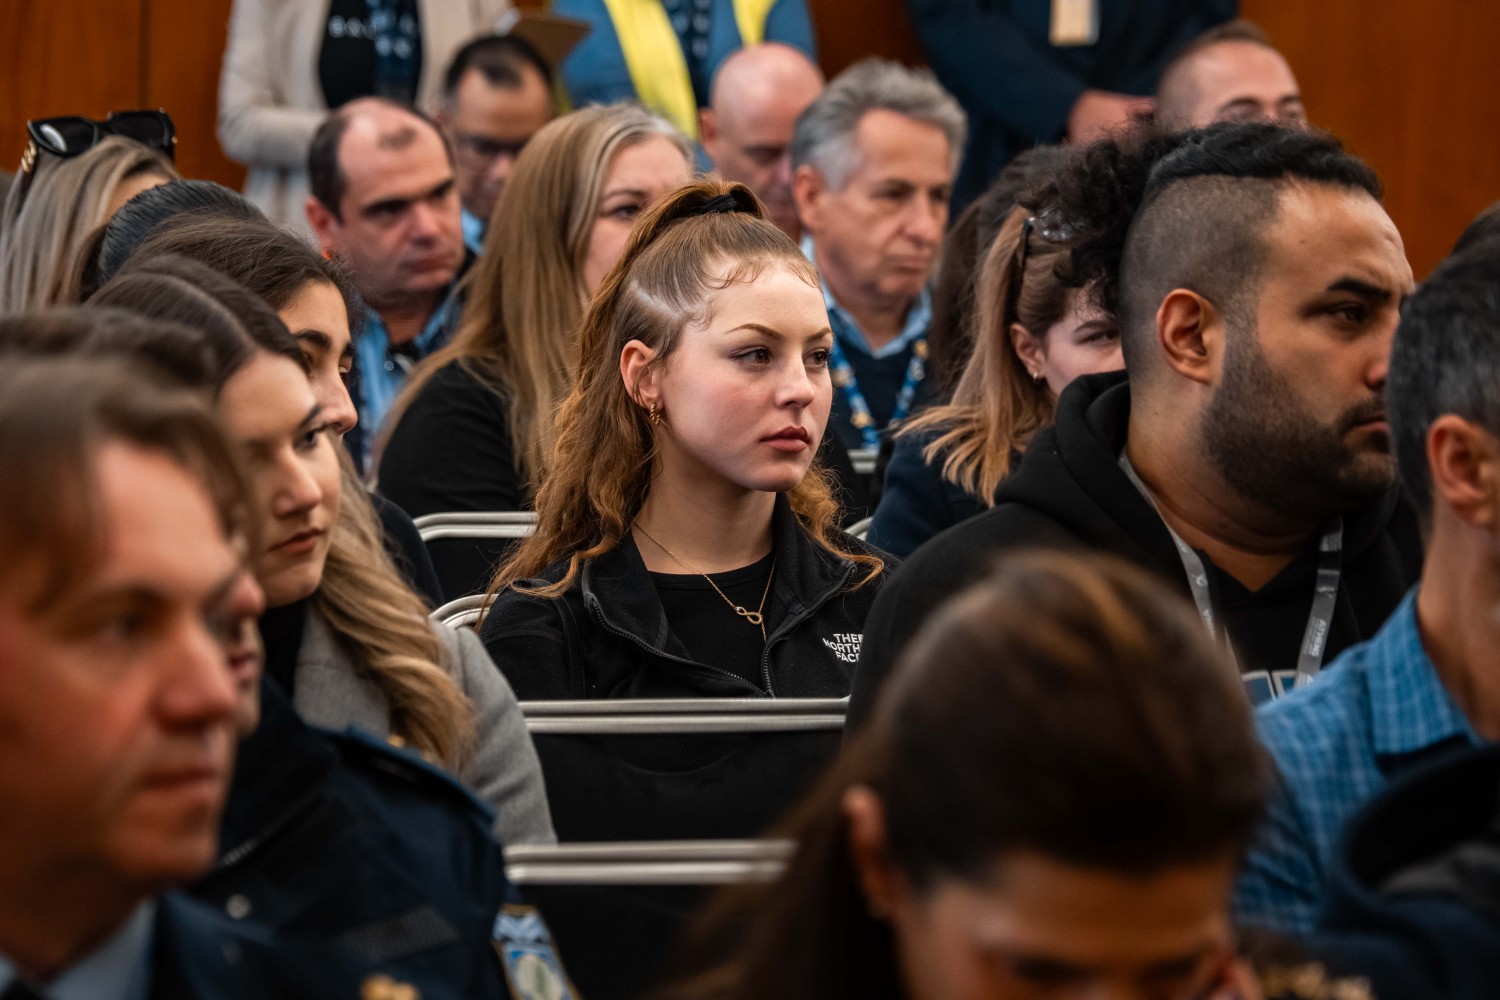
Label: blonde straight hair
xmin=900 ymin=206 xmax=1079 ymax=505
xmin=0 ymin=136 xmax=177 ymax=314
xmin=382 ymin=104 xmax=691 ymax=486
xmin=486 ymin=179 xmax=883 ymax=600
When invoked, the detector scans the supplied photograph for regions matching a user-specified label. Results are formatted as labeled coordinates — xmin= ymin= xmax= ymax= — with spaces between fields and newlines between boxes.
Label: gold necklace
xmin=634 ymin=523 xmax=776 ymax=641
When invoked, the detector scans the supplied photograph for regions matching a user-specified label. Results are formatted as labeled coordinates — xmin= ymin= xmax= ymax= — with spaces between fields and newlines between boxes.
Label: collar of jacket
xmin=1007 ymin=370 xmax=1410 ymax=578
xmin=579 ymin=494 xmax=858 ymax=673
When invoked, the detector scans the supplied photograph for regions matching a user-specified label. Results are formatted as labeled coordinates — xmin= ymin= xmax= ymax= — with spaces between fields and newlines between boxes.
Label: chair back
xmin=413 ymin=511 xmax=537 ymax=601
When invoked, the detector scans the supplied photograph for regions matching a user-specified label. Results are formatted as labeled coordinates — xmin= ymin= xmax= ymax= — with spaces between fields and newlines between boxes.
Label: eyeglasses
xmin=15 ymin=109 xmax=176 ymax=209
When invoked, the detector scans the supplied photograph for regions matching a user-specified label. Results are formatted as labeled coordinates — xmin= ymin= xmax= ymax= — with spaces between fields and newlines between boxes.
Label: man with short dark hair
xmin=792 ymin=59 xmax=965 ymax=452
xmin=851 ymin=122 xmax=1421 ymax=726
xmin=305 ymin=98 xmax=466 ymax=454
xmin=700 ymin=42 xmax=823 ymax=239
xmin=1235 ymin=241 xmax=1500 ymax=935
xmin=436 ymin=34 xmax=557 ymax=253
xmin=1156 ymin=20 xmax=1306 ymax=127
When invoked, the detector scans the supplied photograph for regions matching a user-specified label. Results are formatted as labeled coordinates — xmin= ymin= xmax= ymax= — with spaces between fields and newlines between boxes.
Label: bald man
xmin=700 ymin=43 xmax=825 ymax=238
xmin=1156 ymin=20 xmax=1305 ymax=128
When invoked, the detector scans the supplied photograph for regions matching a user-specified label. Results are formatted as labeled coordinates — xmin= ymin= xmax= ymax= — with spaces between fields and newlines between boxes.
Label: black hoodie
xmin=850 ymin=371 xmax=1424 ymax=727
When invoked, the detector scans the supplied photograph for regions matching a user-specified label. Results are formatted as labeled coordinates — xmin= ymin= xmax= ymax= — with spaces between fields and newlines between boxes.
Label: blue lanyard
xmin=829 ymin=336 xmax=928 ymax=449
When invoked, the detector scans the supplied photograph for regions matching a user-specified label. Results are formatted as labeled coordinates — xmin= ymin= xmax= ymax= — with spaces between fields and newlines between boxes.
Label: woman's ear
xmin=1009 ymin=322 xmax=1046 ymax=381
xmin=843 ymin=785 xmax=902 ymax=920
xmin=620 ymin=339 xmax=659 ymax=408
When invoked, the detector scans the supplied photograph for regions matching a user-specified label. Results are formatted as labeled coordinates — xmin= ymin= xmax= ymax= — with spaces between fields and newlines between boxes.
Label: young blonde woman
xmin=89 ymin=255 xmax=555 ymax=846
xmin=0 ymin=133 xmax=177 ymax=313
xmin=865 ymin=202 xmax=1123 ymax=558
xmin=479 ymin=179 xmax=887 ymax=700
xmin=378 ymin=103 xmax=693 ymax=521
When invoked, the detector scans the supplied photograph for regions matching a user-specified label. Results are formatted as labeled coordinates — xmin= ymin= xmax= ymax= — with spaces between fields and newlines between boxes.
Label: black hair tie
xmin=689 ymin=193 xmax=741 ymax=217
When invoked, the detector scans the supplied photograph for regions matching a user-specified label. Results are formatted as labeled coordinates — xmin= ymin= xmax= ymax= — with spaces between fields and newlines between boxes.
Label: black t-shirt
xmin=319 ymin=0 xmax=424 ymax=109
xmin=651 ymin=552 xmax=775 ymax=690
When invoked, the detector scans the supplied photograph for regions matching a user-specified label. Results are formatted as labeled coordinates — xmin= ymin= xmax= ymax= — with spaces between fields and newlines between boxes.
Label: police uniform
xmin=190 ymin=678 xmax=575 ymax=1000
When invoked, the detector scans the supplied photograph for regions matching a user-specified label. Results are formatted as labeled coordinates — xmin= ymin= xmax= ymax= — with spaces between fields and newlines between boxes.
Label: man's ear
xmin=699 ymin=108 xmax=720 ymax=159
xmin=1156 ymin=288 xmax=1221 ymax=388
xmin=843 ymin=785 xmax=903 ymax=921
xmin=620 ymin=339 xmax=660 ymax=410
xmin=305 ymin=196 xmax=341 ymax=257
xmin=792 ymin=165 xmax=826 ymax=234
xmin=1428 ymin=415 xmax=1500 ymax=530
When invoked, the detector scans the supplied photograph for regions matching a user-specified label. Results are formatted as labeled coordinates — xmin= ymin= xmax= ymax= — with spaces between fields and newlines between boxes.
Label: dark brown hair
xmin=662 ymin=550 xmax=1270 ymax=1000
xmin=0 ymin=353 xmax=251 ymax=615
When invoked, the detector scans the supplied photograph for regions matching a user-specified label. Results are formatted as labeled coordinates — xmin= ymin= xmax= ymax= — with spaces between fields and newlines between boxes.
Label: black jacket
xmin=1307 ymin=743 xmax=1500 ymax=999
xmin=850 ymin=371 xmax=1424 ymax=726
xmin=480 ymin=498 xmax=891 ymax=699
xmin=191 ymin=679 xmax=567 ymax=999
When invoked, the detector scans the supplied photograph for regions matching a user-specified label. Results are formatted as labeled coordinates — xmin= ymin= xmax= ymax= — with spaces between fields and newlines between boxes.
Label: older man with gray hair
xmin=792 ymin=59 xmax=965 ymax=452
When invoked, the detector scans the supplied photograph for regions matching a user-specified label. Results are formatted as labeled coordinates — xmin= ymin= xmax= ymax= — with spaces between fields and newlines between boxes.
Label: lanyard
xmin=829 ymin=336 xmax=928 ymax=449
xmin=1119 ymin=455 xmax=1342 ymax=688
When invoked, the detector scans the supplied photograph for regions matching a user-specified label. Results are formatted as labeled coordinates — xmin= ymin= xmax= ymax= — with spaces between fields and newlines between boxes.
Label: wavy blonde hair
xmin=485 ymin=179 xmax=883 ymax=601
xmin=900 ymin=206 xmax=1081 ymax=505
xmin=0 ymin=136 xmax=178 ymax=313
xmin=316 ymin=456 xmax=476 ymax=765
xmin=382 ymin=104 xmax=691 ymax=487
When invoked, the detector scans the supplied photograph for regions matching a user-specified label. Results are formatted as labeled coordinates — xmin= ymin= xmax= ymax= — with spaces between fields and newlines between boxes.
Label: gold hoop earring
xmin=648 ymin=403 xmax=662 ymax=426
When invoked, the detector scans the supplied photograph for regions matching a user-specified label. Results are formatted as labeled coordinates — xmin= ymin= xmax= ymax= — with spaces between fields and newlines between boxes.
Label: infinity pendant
xmin=736 ymin=607 xmax=764 ymax=626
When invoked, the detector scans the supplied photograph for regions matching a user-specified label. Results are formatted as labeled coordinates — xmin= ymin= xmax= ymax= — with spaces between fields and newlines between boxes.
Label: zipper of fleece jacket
xmin=757 ymin=563 xmax=856 ymax=696
xmin=584 ymin=593 xmax=764 ymax=695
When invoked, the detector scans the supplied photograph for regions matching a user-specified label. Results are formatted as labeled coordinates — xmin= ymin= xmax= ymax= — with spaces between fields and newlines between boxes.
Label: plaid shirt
xmin=1233 ymin=589 xmax=1478 ymax=934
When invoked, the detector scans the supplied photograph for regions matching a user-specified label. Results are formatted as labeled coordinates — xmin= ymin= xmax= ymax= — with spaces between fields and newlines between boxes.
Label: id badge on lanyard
xmin=1050 ymin=0 xmax=1099 ymax=46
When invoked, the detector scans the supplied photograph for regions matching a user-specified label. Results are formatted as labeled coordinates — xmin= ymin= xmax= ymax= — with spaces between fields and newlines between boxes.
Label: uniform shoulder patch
xmin=492 ymin=904 xmax=577 ymax=1000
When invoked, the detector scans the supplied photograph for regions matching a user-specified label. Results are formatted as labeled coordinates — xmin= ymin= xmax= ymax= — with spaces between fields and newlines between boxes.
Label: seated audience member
xmin=551 ymin=0 xmax=814 ymax=143
xmin=92 ymin=192 xmax=444 ymax=605
xmin=0 ymin=355 xmax=285 ymax=995
xmin=304 ymin=98 xmax=468 ymax=457
xmin=1235 ymin=244 xmax=1500 ymax=934
xmin=436 ymin=33 xmax=558 ymax=254
xmin=1156 ymin=20 xmax=1306 ymax=128
xmin=218 ymin=0 xmax=507 ymax=231
xmin=868 ymin=201 xmax=1122 ymax=558
xmin=88 ymin=257 xmax=555 ymax=845
xmin=851 ymin=123 xmax=1422 ymax=725
xmin=379 ymin=104 xmax=693 ymax=524
xmin=0 ymin=319 xmax=574 ymax=997
xmin=661 ymin=551 xmax=1271 ymax=1000
xmin=699 ymin=42 xmax=824 ymax=239
xmin=791 ymin=60 xmax=965 ymax=452
xmin=0 ymin=125 xmax=177 ymax=313
xmin=926 ymin=145 xmax=1069 ymax=394
xmin=480 ymin=181 xmax=887 ymax=700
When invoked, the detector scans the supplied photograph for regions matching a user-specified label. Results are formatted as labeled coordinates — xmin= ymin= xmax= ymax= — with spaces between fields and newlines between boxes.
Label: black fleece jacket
xmin=850 ymin=371 xmax=1424 ymax=727
xmin=480 ymin=497 xmax=891 ymax=700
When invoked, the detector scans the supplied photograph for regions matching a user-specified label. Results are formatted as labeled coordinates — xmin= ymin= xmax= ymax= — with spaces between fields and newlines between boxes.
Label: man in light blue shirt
xmin=1234 ymin=243 xmax=1500 ymax=934
xmin=306 ymin=98 xmax=468 ymax=458
xmin=791 ymin=60 xmax=964 ymax=450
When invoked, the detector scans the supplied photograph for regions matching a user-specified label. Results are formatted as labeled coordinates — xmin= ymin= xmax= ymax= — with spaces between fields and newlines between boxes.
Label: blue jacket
xmin=191 ymin=679 xmax=573 ymax=999
xmin=906 ymin=0 xmax=1235 ymax=205
xmin=867 ymin=428 xmax=998 ymax=558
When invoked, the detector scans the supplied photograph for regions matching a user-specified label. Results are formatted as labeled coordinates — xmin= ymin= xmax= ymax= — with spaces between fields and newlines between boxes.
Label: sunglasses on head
xmin=15 ymin=109 xmax=176 ymax=209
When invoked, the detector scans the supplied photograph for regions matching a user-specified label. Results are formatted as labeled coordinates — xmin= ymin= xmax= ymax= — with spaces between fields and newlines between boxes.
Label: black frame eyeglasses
xmin=15 ymin=109 xmax=176 ymax=209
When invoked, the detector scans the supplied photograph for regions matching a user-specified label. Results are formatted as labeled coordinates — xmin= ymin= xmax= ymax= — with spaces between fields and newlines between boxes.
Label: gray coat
xmin=294 ymin=609 xmax=556 ymax=845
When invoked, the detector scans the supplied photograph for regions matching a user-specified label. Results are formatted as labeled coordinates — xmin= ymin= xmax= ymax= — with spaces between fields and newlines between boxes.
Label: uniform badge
xmin=361 ymin=974 xmax=420 ymax=1000
xmin=492 ymin=904 xmax=577 ymax=1000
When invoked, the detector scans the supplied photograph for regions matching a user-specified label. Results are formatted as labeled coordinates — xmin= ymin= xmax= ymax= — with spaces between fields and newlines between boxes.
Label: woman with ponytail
xmin=479 ymin=179 xmax=887 ymax=700
xmin=89 ymin=255 xmax=555 ymax=846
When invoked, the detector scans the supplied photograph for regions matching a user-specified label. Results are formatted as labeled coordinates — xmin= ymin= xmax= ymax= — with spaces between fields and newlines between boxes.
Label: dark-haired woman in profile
xmin=660 ymin=550 xmax=1272 ymax=1000
xmin=479 ymin=179 xmax=887 ymax=700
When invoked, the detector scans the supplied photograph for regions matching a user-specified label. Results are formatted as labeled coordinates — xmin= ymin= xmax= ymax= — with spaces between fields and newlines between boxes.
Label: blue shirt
xmin=462 ymin=207 xmax=486 ymax=256
xmin=0 ymin=903 xmax=154 ymax=1000
xmin=1233 ymin=590 xmax=1479 ymax=934
xmin=353 ymin=289 xmax=460 ymax=460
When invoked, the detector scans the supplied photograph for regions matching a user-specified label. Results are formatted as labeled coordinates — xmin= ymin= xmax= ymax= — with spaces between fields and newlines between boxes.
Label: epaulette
xmin=324 ymin=724 xmax=497 ymax=824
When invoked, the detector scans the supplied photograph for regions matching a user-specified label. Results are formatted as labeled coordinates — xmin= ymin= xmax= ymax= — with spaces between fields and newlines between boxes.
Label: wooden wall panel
xmin=0 ymin=0 xmax=146 ymax=177
xmin=144 ymin=0 xmax=244 ymax=188
xmin=807 ymin=0 xmax=923 ymax=75
xmin=1240 ymin=1 xmax=1499 ymax=278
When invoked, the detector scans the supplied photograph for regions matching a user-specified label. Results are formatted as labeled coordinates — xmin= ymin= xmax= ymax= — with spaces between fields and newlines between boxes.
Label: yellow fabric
xmin=603 ymin=0 xmax=778 ymax=142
